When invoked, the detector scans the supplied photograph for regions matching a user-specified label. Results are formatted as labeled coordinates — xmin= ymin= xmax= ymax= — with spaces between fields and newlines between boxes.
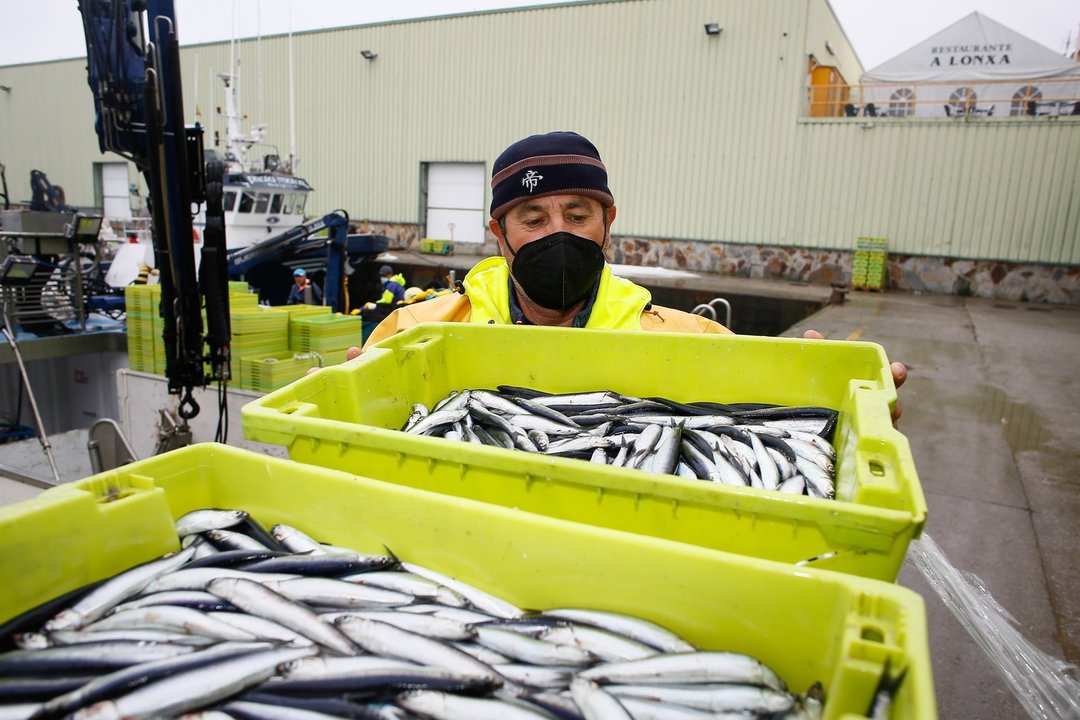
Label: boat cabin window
xmin=223 ymin=191 xmax=237 ymax=212
xmin=281 ymin=194 xmax=295 ymax=215
xmin=238 ymin=190 xmax=256 ymax=213
xmin=293 ymin=194 xmax=307 ymax=215
xmin=270 ymin=193 xmax=284 ymax=214
xmin=254 ymin=192 xmax=271 ymax=214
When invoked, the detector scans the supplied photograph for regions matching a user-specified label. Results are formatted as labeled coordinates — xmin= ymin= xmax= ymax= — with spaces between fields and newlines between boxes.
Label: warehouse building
xmin=1 ymin=0 xmax=1078 ymax=302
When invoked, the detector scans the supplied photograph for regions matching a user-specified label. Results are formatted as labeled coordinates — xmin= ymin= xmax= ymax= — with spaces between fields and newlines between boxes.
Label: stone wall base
xmin=362 ymin=221 xmax=1080 ymax=306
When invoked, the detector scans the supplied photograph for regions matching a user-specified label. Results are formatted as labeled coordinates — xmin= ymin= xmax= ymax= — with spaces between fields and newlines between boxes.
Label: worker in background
xmin=348 ymin=131 xmax=907 ymax=421
xmin=287 ymin=267 xmax=323 ymax=305
xmin=378 ymin=265 xmax=407 ymax=305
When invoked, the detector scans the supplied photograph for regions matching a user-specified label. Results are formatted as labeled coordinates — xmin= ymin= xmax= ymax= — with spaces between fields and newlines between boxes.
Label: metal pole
xmin=0 ymin=325 xmax=61 ymax=485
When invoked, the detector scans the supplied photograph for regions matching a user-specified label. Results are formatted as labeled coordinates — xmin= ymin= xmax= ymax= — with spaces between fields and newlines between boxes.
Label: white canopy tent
xmin=856 ymin=12 xmax=1080 ymax=118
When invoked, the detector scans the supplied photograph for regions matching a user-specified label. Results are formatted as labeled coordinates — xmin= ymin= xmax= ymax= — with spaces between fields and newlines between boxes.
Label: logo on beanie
xmin=521 ymin=170 xmax=543 ymax=192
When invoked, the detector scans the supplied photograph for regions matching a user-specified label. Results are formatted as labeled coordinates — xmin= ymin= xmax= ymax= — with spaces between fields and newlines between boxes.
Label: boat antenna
xmin=288 ymin=0 xmax=297 ymax=174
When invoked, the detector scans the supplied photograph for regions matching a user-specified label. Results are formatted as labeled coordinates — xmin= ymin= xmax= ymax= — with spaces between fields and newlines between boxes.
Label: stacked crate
xmin=852 ymin=236 xmax=888 ymax=291
xmin=230 ymin=308 xmax=290 ymax=389
xmin=240 ymin=352 xmax=323 ymax=394
xmin=289 ymin=313 xmax=363 ymax=367
xmin=124 ymin=284 xmax=163 ymax=373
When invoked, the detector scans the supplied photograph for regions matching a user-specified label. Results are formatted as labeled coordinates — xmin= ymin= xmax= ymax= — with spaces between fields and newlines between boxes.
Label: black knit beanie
xmin=489 ymin=131 xmax=614 ymax=220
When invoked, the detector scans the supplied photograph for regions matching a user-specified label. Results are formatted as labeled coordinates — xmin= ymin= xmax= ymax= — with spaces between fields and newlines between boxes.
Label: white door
xmin=425 ymin=163 xmax=484 ymax=244
xmin=100 ymin=162 xmax=132 ymax=219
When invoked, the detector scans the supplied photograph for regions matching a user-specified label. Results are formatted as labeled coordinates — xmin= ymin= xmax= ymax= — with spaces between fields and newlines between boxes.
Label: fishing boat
xmin=194 ymin=71 xmax=313 ymax=250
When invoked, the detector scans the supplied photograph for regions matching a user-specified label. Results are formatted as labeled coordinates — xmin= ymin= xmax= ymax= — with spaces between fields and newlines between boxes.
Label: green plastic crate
xmin=0 ymin=443 xmax=936 ymax=719
xmin=243 ymin=324 xmax=926 ymax=582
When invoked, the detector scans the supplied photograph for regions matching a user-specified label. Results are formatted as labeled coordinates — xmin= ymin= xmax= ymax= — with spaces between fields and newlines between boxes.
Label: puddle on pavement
xmin=975 ymin=385 xmax=1046 ymax=454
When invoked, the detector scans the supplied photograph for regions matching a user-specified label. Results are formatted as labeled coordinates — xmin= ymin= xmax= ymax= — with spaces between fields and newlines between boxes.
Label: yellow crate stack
xmin=229 ymin=308 xmax=290 ymax=390
xmin=289 ymin=314 xmax=362 ymax=358
xmin=852 ymin=237 xmax=888 ymax=291
xmin=124 ymin=285 xmax=163 ymax=373
xmin=240 ymin=352 xmax=322 ymax=394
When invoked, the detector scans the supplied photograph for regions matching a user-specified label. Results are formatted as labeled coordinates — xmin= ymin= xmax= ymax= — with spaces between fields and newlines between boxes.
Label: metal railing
xmin=691 ymin=297 xmax=732 ymax=329
xmin=807 ymin=77 xmax=1080 ymax=119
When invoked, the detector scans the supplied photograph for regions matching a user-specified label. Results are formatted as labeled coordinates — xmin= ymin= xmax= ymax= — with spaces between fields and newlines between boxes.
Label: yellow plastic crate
xmin=241 ymin=353 xmax=321 ymax=393
xmin=420 ymin=237 xmax=453 ymax=255
xmin=243 ymin=324 xmax=926 ymax=582
xmin=0 ymin=443 xmax=935 ymax=719
xmin=231 ymin=308 xmax=289 ymax=335
xmin=289 ymin=314 xmax=362 ymax=352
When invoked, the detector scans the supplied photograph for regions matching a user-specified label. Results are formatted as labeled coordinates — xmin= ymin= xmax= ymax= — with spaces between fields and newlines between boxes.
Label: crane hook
xmin=177 ymin=387 xmax=200 ymax=420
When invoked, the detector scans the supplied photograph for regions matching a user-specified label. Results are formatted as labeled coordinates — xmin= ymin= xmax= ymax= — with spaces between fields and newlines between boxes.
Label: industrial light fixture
xmin=704 ymin=23 xmax=722 ymax=36
xmin=360 ymin=50 xmax=377 ymax=61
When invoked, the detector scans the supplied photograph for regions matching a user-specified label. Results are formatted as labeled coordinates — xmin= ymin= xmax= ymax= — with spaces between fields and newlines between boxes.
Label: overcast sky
xmin=0 ymin=0 xmax=1077 ymax=70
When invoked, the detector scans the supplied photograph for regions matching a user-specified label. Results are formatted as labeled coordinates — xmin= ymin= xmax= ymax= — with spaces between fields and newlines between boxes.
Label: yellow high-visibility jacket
xmin=363 ymin=257 xmax=729 ymax=349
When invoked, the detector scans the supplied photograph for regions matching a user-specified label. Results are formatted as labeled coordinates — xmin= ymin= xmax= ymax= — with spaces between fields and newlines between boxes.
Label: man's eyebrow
xmin=514 ymin=202 xmax=548 ymax=215
xmin=559 ymin=197 xmax=594 ymax=210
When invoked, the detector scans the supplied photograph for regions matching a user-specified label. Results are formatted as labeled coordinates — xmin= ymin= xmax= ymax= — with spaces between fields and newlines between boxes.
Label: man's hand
xmin=802 ymin=329 xmax=907 ymax=426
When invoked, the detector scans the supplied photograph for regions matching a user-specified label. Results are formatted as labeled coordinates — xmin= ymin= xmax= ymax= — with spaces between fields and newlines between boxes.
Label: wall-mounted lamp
xmin=0 ymin=85 xmax=11 ymax=93
xmin=704 ymin=23 xmax=722 ymax=36
xmin=360 ymin=50 xmax=377 ymax=61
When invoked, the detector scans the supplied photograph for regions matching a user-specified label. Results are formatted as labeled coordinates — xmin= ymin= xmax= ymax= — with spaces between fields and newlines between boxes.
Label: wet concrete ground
xmin=785 ymin=291 xmax=1080 ymax=720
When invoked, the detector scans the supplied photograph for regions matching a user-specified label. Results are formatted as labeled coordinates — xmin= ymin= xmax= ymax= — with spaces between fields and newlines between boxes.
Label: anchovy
xmin=333 ymin=618 xmax=502 ymax=685
xmin=400 ymin=563 xmax=523 ymax=619
xmin=206 ymin=578 xmax=358 ymax=656
xmin=44 ymin=545 xmax=198 ymax=632
xmin=68 ymin=646 xmax=317 ymax=720
xmin=339 ymin=571 xmax=468 ymax=607
xmin=0 ymin=641 xmax=194 ymax=674
xmin=239 ymin=553 xmax=397 ymax=576
xmin=570 ymin=677 xmax=634 ymax=720
xmin=175 ymin=509 xmax=249 ymax=537
xmin=396 ymin=690 xmax=554 ymax=720
xmin=614 ymin=696 xmax=721 ymax=719
xmin=492 ymin=664 xmax=576 ymax=690
xmin=539 ymin=610 xmax=696 ymax=654
xmin=604 ymin=684 xmax=794 ymax=715
xmin=264 ymin=577 xmax=414 ymax=608
xmin=473 ymin=626 xmax=594 ymax=667
xmin=411 ymin=408 xmax=470 ymax=437
xmin=33 ymin=642 xmax=274 ymax=719
xmin=537 ymin=626 xmax=653 ymax=665
xmin=141 ymin=567 xmax=299 ymax=594
xmin=82 ymin=606 xmax=259 ymax=642
xmin=402 ymin=403 xmax=429 ymax=432
xmin=578 ymin=651 xmax=785 ymax=691
xmin=317 ymin=611 xmax=476 ymax=641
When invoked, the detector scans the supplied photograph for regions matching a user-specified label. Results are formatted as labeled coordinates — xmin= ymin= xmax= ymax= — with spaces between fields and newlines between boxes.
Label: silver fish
xmin=206 ymin=578 xmax=358 ymax=656
xmin=44 ymin=545 xmax=198 ymax=632
xmin=571 ymin=677 xmax=634 ymax=720
xmin=69 ymin=646 xmax=317 ymax=720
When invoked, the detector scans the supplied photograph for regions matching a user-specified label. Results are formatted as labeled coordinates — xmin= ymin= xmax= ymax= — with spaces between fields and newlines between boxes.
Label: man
xmin=362 ymin=131 xmax=722 ymax=348
xmin=287 ymin=267 xmax=323 ymax=305
xmin=353 ymin=131 xmax=906 ymax=419
xmin=378 ymin=265 xmax=407 ymax=305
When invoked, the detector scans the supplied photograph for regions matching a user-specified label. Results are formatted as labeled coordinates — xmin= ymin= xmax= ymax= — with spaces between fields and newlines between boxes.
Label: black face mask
xmin=508 ymin=232 xmax=606 ymax=311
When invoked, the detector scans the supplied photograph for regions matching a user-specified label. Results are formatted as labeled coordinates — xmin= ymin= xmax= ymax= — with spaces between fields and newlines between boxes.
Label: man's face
xmin=294 ymin=275 xmax=305 ymax=287
xmin=491 ymin=194 xmax=615 ymax=258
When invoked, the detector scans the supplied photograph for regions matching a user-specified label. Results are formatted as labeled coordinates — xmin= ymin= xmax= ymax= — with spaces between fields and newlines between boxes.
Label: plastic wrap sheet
xmin=908 ymin=533 xmax=1080 ymax=720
